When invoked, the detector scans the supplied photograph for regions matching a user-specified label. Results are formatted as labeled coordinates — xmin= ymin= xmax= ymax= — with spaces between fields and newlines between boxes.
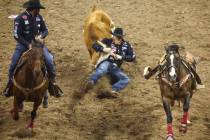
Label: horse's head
xmin=165 ymin=44 xmax=181 ymax=82
xmin=27 ymin=41 xmax=45 ymax=77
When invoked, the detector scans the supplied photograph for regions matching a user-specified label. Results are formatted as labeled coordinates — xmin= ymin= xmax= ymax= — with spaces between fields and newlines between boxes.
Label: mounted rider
xmin=2 ymin=0 xmax=64 ymax=98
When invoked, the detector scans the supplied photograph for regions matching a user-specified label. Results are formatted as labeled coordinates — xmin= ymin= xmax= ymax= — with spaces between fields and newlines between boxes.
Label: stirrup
xmin=2 ymin=84 xmax=13 ymax=97
xmin=196 ymin=84 xmax=205 ymax=89
xmin=48 ymin=82 xmax=64 ymax=98
xmin=143 ymin=66 xmax=151 ymax=79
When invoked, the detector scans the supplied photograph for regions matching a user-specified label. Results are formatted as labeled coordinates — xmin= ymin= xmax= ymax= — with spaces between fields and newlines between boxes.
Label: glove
xmin=35 ymin=35 xmax=44 ymax=43
xmin=115 ymin=54 xmax=122 ymax=60
xmin=103 ymin=47 xmax=111 ymax=53
xmin=28 ymin=43 xmax=32 ymax=50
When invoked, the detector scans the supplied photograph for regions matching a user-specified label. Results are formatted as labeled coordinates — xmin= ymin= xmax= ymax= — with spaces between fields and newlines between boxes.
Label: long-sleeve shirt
xmin=92 ymin=38 xmax=136 ymax=67
xmin=13 ymin=10 xmax=48 ymax=46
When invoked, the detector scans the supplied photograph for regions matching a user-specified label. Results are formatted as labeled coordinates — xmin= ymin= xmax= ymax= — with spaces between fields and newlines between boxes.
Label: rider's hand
xmin=110 ymin=52 xmax=117 ymax=58
xmin=28 ymin=44 xmax=32 ymax=50
xmin=103 ymin=47 xmax=111 ymax=53
xmin=115 ymin=54 xmax=122 ymax=60
xmin=35 ymin=35 xmax=44 ymax=43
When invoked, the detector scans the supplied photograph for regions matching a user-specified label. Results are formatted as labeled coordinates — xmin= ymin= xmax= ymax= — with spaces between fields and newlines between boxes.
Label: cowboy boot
xmin=48 ymin=78 xmax=64 ymax=98
xmin=83 ymin=80 xmax=94 ymax=93
xmin=107 ymin=90 xmax=119 ymax=98
xmin=2 ymin=81 xmax=13 ymax=97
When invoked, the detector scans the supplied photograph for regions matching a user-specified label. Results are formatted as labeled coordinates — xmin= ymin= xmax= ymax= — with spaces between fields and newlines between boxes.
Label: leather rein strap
xmin=159 ymin=58 xmax=192 ymax=88
xmin=161 ymin=74 xmax=191 ymax=88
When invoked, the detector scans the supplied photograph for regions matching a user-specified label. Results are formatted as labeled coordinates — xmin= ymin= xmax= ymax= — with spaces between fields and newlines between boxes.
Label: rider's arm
xmin=92 ymin=42 xmax=104 ymax=52
xmin=121 ymin=42 xmax=136 ymax=62
xmin=39 ymin=16 xmax=48 ymax=39
xmin=13 ymin=17 xmax=30 ymax=47
xmin=92 ymin=38 xmax=112 ymax=53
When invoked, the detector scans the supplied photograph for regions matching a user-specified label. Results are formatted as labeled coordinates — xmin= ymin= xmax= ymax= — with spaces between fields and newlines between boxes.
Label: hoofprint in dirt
xmin=0 ymin=0 xmax=210 ymax=140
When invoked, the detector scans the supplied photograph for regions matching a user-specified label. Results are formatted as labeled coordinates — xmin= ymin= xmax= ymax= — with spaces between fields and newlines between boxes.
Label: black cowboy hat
xmin=111 ymin=27 xmax=125 ymax=37
xmin=23 ymin=0 xmax=45 ymax=9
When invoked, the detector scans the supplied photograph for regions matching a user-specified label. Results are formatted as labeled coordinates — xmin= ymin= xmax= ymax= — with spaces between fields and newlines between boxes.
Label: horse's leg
xmin=187 ymin=110 xmax=191 ymax=125
xmin=163 ymin=98 xmax=175 ymax=140
xmin=27 ymin=99 xmax=42 ymax=129
xmin=42 ymin=92 xmax=48 ymax=108
xmin=18 ymin=97 xmax=24 ymax=112
xmin=180 ymin=94 xmax=191 ymax=133
xmin=11 ymin=96 xmax=19 ymax=120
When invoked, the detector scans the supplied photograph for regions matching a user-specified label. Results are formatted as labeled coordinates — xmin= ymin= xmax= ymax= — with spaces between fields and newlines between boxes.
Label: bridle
xmin=160 ymin=51 xmax=192 ymax=89
xmin=159 ymin=51 xmax=182 ymax=88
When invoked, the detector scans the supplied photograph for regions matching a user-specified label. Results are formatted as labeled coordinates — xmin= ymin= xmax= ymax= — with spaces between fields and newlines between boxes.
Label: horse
xmin=158 ymin=47 xmax=196 ymax=140
xmin=10 ymin=41 xmax=48 ymax=129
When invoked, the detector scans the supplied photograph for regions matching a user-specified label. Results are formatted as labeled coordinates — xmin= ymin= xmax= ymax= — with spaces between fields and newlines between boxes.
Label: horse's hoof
xmin=187 ymin=120 xmax=192 ymax=126
xmin=179 ymin=123 xmax=187 ymax=133
xmin=166 ymin=134 xmax=175 ymax=140
xmin=26 ymin=123 xmax=34 ymax=130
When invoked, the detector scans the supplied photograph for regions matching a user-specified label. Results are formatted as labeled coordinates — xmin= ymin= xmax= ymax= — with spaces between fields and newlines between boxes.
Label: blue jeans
xmin=8 ymin=43 xmax=56 ymax=84
xmin=90 ymin=61 xmax=129 ymax=91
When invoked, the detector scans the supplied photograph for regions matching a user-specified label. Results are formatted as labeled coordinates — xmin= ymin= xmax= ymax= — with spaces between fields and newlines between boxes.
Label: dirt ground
xmin=0 ymin=0 xmax=210 ymax=140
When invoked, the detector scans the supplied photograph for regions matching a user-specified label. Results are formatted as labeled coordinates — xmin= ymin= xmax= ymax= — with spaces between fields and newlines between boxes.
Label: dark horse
xmin=11 ymin=41 xmax=48 ymax=129
xmin=158 ymin=46 xmax=196 ymax=140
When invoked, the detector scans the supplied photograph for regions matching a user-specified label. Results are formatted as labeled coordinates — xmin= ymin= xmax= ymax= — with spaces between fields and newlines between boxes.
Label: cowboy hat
xmin=111 ymin=27 xmax=125 ymax=37
xmin=23 ymin=0 xmax=45 ymax=9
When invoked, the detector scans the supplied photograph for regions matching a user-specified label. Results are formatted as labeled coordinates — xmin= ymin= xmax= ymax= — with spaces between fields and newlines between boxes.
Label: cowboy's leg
xmin=43 ymin=47 xmax=63 ymax=97
xmin=90 ymin=61 xmax=110 ymax=84
xmin=3 ymin=44 xmax=27 ymax=97
xmin=43 ymin=47 xmax=56 ymax=82
xmin=110 ymin=65 xmax=129 ymax=92
xmin=84 ymin=61 xmax=110 ymax=93
xmin=8 ymin=44 xmax=28 ymax=83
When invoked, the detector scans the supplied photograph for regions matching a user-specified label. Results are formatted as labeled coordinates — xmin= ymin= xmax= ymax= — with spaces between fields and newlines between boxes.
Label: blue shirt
xmin=13 ymin=11 xmax=48 ymax=46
